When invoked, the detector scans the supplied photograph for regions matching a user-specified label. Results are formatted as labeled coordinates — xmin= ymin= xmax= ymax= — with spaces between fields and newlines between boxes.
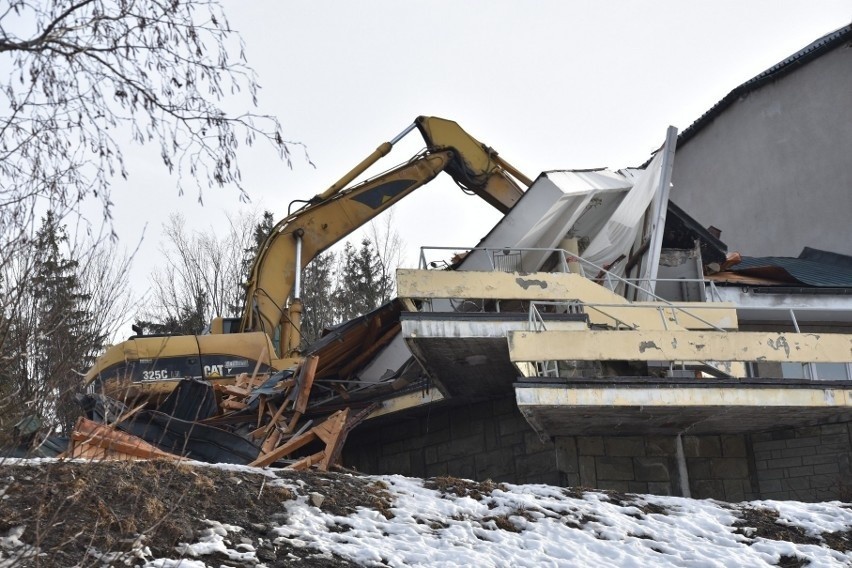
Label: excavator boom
xmin=414 ymin=116 xmax=532 ymax=211
xmin=241 ymin=150 xmax=454 ymax=346
xmin=241 ymin=116 xmax=530 ymax=356
xmin=83 ymin=115 xmax=531 ymax=396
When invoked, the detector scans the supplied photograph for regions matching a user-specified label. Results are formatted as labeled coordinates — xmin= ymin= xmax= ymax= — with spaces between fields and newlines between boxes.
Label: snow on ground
xmin=1 ymin=459 xmax=851 ymax=567
xmin=267 ymin=475 xmax=852 ymax=568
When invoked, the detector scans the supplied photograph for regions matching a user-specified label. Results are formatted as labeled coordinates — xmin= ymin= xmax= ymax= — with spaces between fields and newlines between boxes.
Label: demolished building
xmin=34 ymin=25 xmax=852 ymax=503
xmin=338 ymin=26 xmax=852 ymax=500
xmin=338 ymin=167 xmax=852 ymax=503
xmin=669 ymin=23 xmax=852 ymax=257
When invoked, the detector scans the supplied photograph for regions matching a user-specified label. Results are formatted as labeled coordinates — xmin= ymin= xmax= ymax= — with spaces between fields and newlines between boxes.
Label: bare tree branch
xmin=140 ymin=211 xmax=255 ymax=333
xmin=0 ymin=0 xmax=306 ymax=234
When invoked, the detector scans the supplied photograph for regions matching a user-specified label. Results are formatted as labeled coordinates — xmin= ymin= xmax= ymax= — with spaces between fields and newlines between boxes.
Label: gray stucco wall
xmin=670 ymin=41 xmax=852 ymax=257
xmin=343 ymin=396 xmax=852 ymax=502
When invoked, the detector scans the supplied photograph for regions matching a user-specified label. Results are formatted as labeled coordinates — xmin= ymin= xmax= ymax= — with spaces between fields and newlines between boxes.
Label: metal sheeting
xmin=512 ymin=172 xmax=630 ymax=272
xmin=507 ymin=143 xmax=674 ymax=282
xmin=732 ymin=249 xmax=852 ymax=288
xmin=156 ymin=377 xmax=220 ymax=421
xmin=462 ymin=175 xmax=566 ymax=272
xmin=78 ymin=392 xmax=261 ymax=464
xmin=582 ymin=149 xmax=666 ymax=276
xmin=541 ymin=169 xmax=634 ymax=194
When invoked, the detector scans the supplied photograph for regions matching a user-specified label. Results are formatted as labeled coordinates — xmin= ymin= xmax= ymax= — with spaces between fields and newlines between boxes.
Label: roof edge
xmin=640 ymin=23 xmax=852 ymax=167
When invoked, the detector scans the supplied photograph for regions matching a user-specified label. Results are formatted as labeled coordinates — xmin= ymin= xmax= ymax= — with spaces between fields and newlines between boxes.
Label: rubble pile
xmin=64 ymin=355 xmax=371 ymax=470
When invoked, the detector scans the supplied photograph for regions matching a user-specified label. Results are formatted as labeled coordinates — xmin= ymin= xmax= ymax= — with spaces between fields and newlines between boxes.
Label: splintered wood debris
xmin=65 ymin=354 xmax=372 ymax=471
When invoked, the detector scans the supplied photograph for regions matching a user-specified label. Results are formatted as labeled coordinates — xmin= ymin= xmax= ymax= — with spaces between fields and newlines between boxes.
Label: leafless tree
xmin=0 ymin=0 xmax=295 ymax=215
xmin=140 ymin=211 xmax=255 ymax=333
xmin=0 ymin=1 xmax=301 ymax=441
xmin=368 ymin=211 xmax=406 ymax=301
xmin=77 ymin=236 xmax=137 ymax=348
xmin=139 ymin=210 xmax=406 ymax=345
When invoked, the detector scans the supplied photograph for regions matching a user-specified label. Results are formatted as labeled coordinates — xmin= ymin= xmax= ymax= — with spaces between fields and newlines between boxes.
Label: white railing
xmin=415 ymin=245 xmax=852 ymax=381
xmin=418 ymin=245 xmax=727 ymax=332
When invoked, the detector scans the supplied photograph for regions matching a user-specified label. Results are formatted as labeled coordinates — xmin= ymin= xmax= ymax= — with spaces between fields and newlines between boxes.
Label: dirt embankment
xmin=0 ymin=460 xmax=388 ymax=567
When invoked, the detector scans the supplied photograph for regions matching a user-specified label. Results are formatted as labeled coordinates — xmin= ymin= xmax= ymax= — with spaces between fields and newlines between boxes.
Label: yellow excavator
xmin=83 ymin=116 xmax=532 ymax=401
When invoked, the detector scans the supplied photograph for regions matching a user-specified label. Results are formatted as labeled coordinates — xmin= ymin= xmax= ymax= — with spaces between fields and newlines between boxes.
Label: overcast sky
xmin=105 ymin=1 xmax=851 ymax=318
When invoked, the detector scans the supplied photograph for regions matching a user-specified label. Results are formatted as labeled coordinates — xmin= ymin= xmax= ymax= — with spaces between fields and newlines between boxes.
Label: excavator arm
xmin=414 ymin=116 xmax=531 ymax=212
xmin=240 ymin=116 xmax=531 ymax=357
xmin=82 ymin=116 xmax=531 ymax=398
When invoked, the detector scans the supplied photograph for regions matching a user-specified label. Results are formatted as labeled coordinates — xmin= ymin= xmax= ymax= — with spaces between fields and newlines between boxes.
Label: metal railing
xmin=419 ymin=245 xmax=727 ymax=332
xmin=415 ymin=245 xmax=852 ymax=381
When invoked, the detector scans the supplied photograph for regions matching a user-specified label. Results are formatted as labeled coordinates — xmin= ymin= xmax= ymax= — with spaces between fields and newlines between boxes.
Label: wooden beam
xmin=258 ymin=399 xmax=290 ymax=438
xmin=295 ymin=355 xmax=319 ymax=414
xmin=326 ymin=404 xmax=375 ymax=468
xmin=250 ymin=346 xmax=268 ymax=382
xmin=249 ymin=429 xmax=317 ymax=467
xmin=257 ymin=396 xmax=266 ymax=429
xmin=338 ymin=323 xmax=401 ymax=378
xmin=69 ymin=418 xmax=179 ymax=461
xmin=315 ymin=409 xmax=349 ymax=470
xmin=249 ymin=409 xmax=349 ymax=469
xmin=112 ymin=402 xmax=147 ymax=426
xmin=288 ymin=451 xmax=325 ymax=471
xmin=261 ymin=429 xmax=281 ymax=454
xmin=220 ymin=385 xmax=251 ymax=397
xmin=221 ymin=399 xmax=248 ymax=411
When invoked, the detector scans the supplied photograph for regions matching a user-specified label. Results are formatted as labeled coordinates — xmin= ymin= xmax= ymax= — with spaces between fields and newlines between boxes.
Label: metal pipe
xmin=390 ymin=122 xmax=417 ymax=145
xmin=641 ymin=125 xmax=679 ymax=300
xmin=492 ymin=154 xmax=534 ymax=187
xmin=313 ymin=122 xmax=417 ymax=203
xmin=293 ymin=230 xmax=304 ymax=299
xmin=676 ymin=434 xmax=691 ymax=498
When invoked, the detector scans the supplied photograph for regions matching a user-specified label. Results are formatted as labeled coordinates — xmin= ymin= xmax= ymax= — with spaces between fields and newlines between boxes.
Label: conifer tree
xmin=0 ymin=212 xmax=103 ymax=437
xmin=300 ymin=251 xmax=338 ymax=345
xmin=334 ymin=239 xmax=394 ymax=323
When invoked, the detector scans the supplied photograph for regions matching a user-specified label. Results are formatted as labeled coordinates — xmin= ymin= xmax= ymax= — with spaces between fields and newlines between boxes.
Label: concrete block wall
xmin=343 ymin=396 xmax=565 ymax=486
xmin=681 ymin=435 xmax=754 ymax=501
xmin=567 ymin=435 xmax=679 ymax=496
xmin=343 ymin=395 xmax=851 ymax=502
xmin=750 ymin=423 xmax=852 ymax=501
xmin=559 ymin=435 xmax=753 ymax=501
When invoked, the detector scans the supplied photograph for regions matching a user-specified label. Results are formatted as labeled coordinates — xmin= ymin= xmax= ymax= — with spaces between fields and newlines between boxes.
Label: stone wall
xmin=552 ymin=434 xmax=753 ymax=501
xmin=750 ymin=423 xmax=852 ymax=501
xmin=343 ymin=395 xmax=851 ymax=502
xmin=681 ymin=435 xmax=754 ymax=501
xmin=344 ymin=397 xmax=564 ymax=486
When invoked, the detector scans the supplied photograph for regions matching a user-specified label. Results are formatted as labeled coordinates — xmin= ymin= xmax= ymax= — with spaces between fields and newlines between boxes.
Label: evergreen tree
xmin=334 ymin=239 xmax=394 ymax=323
xmin=137 ymin=291 xmax=209 ymax=336
xmin=0 ymin=212 xmax=103 ymax=437
xmin=300 ymin=251 xmax=338 ymax=345
xmin=241 ymin=211 xmax=276 ymax=291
